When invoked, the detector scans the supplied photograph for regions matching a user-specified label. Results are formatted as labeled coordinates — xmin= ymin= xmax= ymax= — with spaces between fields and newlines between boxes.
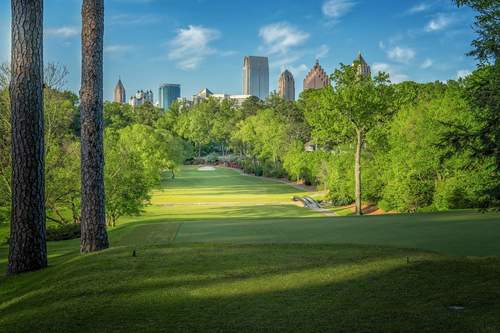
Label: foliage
xmin=104 ymin=129 xmax=151 ymax=226
xmin=305 ymin=62 xmax=393 ymax=213
xmin=46 ymin=223 xmax=81 ymax=241
xmin=454 ymin=0 xmax=499 ymax=64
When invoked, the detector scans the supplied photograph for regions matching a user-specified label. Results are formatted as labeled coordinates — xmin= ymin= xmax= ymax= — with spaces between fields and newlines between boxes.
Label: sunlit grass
xmin=0 ymin=166 xmax=499 ymax=332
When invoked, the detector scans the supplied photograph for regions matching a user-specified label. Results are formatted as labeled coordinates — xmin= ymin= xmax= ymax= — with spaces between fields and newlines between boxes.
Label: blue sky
xmin=0 ymin=0 xmax=477 ymax=102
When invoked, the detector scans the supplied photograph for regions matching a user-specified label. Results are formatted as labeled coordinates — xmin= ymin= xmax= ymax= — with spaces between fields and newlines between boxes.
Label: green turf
xmin=0 ymin=166 xmax=499 ymax=332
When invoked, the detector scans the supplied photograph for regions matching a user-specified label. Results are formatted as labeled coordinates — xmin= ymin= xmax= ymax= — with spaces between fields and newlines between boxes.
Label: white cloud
xmin=219 ymin=50 xmax=238 ymax=57
xmin=408 ymin=3 xmax=430 ymax=14
xmin=109 ymin=14 xmax=161 ymax=26
xmin=425 ymin=14 xmax=452 ymax=32
xmin=456 ymin=69 xmax=471 ymax=79
xmin=387 ymin=46 xmax=416 ymax=63
xmin=315 ymin=44 xmax=329 ymax=59
xmin=372 ymin=63 xmax=409 ymax=83
xmin=259 ymin=22 xmax=309 ymax=55
xmin=104 ymin=44 xmax=134 ymax=54
xmin=420 ymin=58 xmax=433 ymax=69
xmin=269 ymin=54 xmax=302 ymax=69
xmin=45 ymin=26 xmax=79 ymax=38
xmin=322 ymin=0 xmax=356 ymax=19
xmin=287 ymin=64 xmax=308 ymax=76
xmin=168 ymin=25 xmax=220 ymax=70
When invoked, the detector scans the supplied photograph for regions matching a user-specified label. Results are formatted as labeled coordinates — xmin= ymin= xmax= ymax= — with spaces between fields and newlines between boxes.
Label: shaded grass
xmin=0 ymin=166 xmax=499 ymax=332
xmin=0 ymin=243 xmax=499 ymax=333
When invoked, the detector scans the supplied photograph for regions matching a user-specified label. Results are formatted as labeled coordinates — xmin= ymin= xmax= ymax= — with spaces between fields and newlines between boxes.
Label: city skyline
xmin=0 ymin=0 xmax=477 ymax=100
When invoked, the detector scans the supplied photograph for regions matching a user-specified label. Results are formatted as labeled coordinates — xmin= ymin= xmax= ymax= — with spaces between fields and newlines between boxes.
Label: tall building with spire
xmin=278 ymin=70 xmax=295 ymax=101
xmin=303 ymin=60 xmax=329 ymax=90
xmin=354 ymin=53 xmax=371 ymax=77
xmin=114 ymin=78 xmax=126 ymax=104
xmin=243 ymin=56 xmax=269 ymax=100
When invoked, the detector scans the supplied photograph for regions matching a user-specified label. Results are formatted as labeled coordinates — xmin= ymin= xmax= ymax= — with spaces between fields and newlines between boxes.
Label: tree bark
xmin=354 ymin=128 xmax=363 ymax=216
xmin=8 ymin=0 xmax=47 ymax=274
xmin=80 ymin=0 xmax=109 ymax=253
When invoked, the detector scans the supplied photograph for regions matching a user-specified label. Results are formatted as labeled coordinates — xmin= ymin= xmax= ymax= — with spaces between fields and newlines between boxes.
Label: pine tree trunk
xmin=8 ymin=0 xmax=47 ymax=274
xmin=80 ymin=0 xmax=109 ymax=253
xmin=354 ymin=129 xmax=363 ymax=216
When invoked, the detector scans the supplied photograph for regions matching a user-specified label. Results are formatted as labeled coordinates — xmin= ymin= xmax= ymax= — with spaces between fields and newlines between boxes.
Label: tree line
xmin=2 ymin=0 xmax=190 ymax=275
xmin=1 ymin=0 xmax=498 ymax=275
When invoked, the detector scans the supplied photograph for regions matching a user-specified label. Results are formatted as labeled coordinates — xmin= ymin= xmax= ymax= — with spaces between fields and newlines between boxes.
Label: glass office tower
xmin=159 ymin=83 xmax=181 ymax=111
xmin=242 ymin=56 xmax=269 ymax=101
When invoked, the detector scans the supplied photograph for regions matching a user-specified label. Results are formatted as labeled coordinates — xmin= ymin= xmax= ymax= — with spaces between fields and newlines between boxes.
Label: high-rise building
xmin=303 ymin=60 xmax=329 ymax=90
xmin=354 ymin=52 xmax=371 ymax=77
xmin=278 ymin=70 xmax=295 ymax=101
xmin=159 ymin=84 xmax=181 ymax=111
xmin=243 ymin=56 xmax=269 ymax=100
xmin=114 ymin=78 xmax=126 ymax=103
xmin=129 ymin=90 xmax=153 ymax=107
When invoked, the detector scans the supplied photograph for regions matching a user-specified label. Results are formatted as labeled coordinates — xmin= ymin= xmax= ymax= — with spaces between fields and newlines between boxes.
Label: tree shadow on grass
xmin=0 ymin=243 xmax=499 ymax=333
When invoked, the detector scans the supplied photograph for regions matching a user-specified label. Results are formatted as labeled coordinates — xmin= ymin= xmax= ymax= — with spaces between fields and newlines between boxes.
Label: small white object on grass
xmin=198 ymin=166 xmax=216 ymax=171
xmin=448 ymin=305 xmax=465 ymax=310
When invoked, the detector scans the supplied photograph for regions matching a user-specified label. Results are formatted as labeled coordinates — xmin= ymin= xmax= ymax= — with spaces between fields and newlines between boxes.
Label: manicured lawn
xmin=0 ymin=166 xmax=499 ymax=332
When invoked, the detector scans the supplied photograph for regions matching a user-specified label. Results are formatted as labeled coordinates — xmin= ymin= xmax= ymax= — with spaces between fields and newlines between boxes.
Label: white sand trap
xmin=198 ymin=166 xmax=216 ymax=171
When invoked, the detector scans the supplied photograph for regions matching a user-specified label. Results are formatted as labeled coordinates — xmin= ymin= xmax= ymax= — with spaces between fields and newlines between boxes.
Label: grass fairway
xmin=0 ymin=166 xmax=499 ymax=332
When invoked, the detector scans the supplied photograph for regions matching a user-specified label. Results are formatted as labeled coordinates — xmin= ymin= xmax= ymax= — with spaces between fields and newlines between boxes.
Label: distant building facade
xmin=159 ymin=84 xmax=181 ymax=111
xmin=193 ymin=88 xmax=251 ymax=107
xmin=129 ymin=90 xmax=153 ymax=107
xmin=303 ymin=60 xmax=329 ymax=90
xmin=243 ymin=56 xmax=269 ymax=100
xmin=278 ymin=70 xmax=295 ymax=101
xmin=114 ymin=78 xmax=126 ymax=103
xmin=354 ymin=53 xmax=371 ymax=77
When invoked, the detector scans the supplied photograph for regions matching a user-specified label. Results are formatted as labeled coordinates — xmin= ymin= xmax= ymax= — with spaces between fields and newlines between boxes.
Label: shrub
xmin=205 ymin=152 xmax=219 ymax=164
xmin=46 ymin=223 xmax=81 ymax=241
xmin=377 ymin=199 xmax=393 ymax=212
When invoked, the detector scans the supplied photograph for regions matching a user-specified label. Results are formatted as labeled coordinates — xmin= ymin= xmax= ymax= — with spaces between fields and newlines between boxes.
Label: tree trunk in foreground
xmin=8 ymin=0 xmax=47 ymax=274
xmin=354 ymin=129 xmax=363 ymax=216
xmin=80 ymin=0 xmax=109 ymax=253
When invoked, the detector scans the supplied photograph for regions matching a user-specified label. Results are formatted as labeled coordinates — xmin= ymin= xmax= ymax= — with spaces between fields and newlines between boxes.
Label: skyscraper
xmin=278 ymin=70 xmax=295 ymax=101
xmin=354 ymin=52 xmax=371 ymax=77
xmin=303 ymin=60 xmax=329 ymax=90
xmin=114 ymin=78 xmax=126 ymax=103
xmin=159 ymin=84 xmax=181 ymax=111
xmin=243 ymin=56 xmax=269 ymax=100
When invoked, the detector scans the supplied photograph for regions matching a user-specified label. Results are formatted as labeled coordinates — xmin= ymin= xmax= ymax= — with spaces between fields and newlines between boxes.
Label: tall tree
xmin=440 ymin=0 xmax=499 ymax=208
xmin=80 ymin=0 xmax=109 ymax=253
xmin=454 ymin=0 xmax=499 ymax=64
xmin=305 ymin=63 xmax=393 ymax=215
xmin=8 ymin=0 xmax=47 ymax=274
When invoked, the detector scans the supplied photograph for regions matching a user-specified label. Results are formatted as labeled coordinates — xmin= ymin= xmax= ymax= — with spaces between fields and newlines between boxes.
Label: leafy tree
xmin=133 ymin=102 xmax=164 ymax=127
xmin=44 ymin=89 xmax=81 ymax=225
xmin=104 ymin=130 xmax=150 ymax=227
xmin=383 ymin=82 xmax=493 ymax=211
xmin=440 ymin=66 xmax=499 ymax=208
xmin=0 ymin=89 xmax=10 ymax=225
xmin=305 ymin=63 xmax=393 ymax=215
xmin=104 ymin=102 xmax=134 ymax=129
xmin=442 ymin=0 xmax=499 ymax=208
xmin=175 ymin=99 xmax=215 ymax=156
xmin=232 ymin=108 xmax=289 ymax=176
xmin=454 ymin=0 xmax=499 ymax=64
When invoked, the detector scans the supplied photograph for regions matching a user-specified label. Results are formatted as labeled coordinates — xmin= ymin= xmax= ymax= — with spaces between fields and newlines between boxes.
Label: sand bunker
xmin=198 ymin=166 xmax=216 ymax=171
